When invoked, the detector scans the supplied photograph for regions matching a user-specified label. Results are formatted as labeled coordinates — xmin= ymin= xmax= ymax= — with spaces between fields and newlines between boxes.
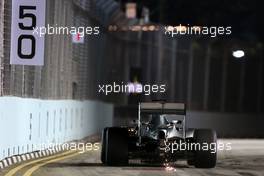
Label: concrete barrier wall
xmin=186 ymin=111 xmax=264 ymax=138
xmin=0 ymin=97 xmax=113 ymax=160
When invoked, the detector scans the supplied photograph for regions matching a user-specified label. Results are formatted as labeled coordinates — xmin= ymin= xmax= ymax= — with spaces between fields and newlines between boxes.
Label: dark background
xmin=118 ymin=0 xmax=260 ymax=42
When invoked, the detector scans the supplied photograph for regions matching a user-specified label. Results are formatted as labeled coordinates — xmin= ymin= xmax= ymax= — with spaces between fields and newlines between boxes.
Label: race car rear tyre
xmin=194 ymin=129 xmax=217 ymax=168
xmin=101 ymin=127 xmax=108 ymax=164
xmin=105 ymin=127 xmax=128 ymax=166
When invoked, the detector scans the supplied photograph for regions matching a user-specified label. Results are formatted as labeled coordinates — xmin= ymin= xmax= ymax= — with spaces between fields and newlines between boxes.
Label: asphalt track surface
xmin=1 ymin=139 xmax=264 ymax=176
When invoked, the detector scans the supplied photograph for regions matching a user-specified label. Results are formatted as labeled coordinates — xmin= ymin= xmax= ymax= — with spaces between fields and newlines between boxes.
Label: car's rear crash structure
xmin=101 ymin=102 xmax=217 ymax=168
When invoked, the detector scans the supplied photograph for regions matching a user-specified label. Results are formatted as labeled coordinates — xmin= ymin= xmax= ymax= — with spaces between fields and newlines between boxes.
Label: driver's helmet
xmin=149 ymin=114 xmax=169 ymax=129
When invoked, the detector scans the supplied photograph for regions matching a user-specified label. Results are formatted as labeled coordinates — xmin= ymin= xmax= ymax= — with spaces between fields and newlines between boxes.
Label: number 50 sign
xmin=10 ymin=0 xmax=46 ymax=66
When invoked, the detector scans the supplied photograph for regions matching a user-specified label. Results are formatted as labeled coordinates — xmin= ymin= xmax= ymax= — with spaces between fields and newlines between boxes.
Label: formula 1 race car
xmin=101 ymin=102 xmax=217 ymax=168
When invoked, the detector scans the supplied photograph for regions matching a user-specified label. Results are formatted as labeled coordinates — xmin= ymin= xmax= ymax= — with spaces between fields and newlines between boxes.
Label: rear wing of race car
xmin=139 ymin=102 xmax=186 ymax=115
xmin=137 ymin=102 xmax=186 ymax=145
